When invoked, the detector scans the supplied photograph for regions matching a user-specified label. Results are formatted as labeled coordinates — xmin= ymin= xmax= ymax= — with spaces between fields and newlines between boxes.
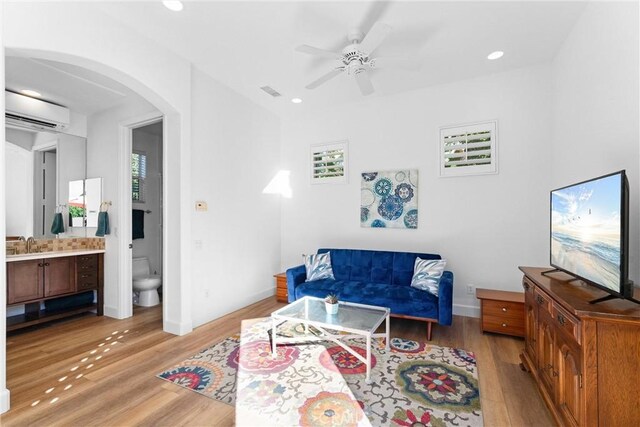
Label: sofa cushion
xmin=295 ymin=280 xmax=439 ymax=319
xmin=318 ymin=248 xmax=440 ymax=286
xmin=304 ymin=252 xmax=335 ymax=282
xmin=410 ymin=258 xmax=447 ymax=296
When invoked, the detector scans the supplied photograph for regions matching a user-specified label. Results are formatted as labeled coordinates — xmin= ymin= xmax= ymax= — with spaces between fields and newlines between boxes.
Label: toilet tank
xmin=132 ymin=257 xmax=150 ymax=277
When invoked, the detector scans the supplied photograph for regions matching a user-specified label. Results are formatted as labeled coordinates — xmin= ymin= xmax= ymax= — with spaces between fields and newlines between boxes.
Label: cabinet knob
xmin=502 ymin=323 xmax=507 ymax=327
xmin=502 ymin=307 xmax=507 ymax=312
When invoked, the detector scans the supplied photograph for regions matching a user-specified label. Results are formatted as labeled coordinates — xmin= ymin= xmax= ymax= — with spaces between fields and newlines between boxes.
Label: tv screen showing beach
xmin=551 ymin=173 xmax=622 ymax=293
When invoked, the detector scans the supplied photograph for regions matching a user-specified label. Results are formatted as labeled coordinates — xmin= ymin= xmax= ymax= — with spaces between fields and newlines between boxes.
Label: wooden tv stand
xmin=519 ymin=267 xmax=640 ymax=427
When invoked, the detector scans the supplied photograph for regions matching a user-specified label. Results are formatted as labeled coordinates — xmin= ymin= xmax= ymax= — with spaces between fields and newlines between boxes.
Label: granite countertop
xmin=6 ymin=249 xmax=106 ymax=262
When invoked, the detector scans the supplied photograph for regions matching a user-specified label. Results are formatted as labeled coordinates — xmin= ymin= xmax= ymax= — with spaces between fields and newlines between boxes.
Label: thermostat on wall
xmin=195 ymin=201 xmax=208 ymax=212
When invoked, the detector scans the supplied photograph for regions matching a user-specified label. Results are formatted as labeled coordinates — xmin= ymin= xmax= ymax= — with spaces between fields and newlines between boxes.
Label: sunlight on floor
xmin=30 ymin=328 xmax=131 ymax=408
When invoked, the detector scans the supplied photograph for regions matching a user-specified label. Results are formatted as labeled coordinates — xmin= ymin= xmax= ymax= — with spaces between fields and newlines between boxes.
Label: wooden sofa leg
xmin=426 ymin=321 xmax=433 ymax=341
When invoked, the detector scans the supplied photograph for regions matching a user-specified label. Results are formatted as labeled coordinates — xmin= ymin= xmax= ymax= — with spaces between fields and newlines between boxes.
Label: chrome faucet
xmin=26 ymin=237 xmax=38 ymax=254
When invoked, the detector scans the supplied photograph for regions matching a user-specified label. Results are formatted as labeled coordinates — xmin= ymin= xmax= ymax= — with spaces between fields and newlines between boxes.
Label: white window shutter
xmin=439 ymin=120 xmax=498 ymax=177
xmin=310 ymin=140 xmax=348 ymax=184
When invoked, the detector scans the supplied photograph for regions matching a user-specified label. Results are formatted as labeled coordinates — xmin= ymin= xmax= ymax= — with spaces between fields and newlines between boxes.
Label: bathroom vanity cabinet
xmin=6 ymin=252 xmax=104 ymax=331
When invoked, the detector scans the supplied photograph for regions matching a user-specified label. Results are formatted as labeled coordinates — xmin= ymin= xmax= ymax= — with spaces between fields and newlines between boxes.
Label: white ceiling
xmin=99 ymin=1 xmax=587 ymax=116
xmin=4 ymin=2 xmax=588 ymax=118
xmin=5 ymin=54 xmax=139 ymax=115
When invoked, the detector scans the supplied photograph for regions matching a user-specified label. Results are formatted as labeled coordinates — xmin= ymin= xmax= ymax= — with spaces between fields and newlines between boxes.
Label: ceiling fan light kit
xmin=295 ymin=21 xmax=419 ymax=96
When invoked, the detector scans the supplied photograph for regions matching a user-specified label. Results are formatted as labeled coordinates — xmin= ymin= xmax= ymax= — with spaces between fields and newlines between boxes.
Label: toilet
xmin=132 ymin=257 xmax=162 ymax=307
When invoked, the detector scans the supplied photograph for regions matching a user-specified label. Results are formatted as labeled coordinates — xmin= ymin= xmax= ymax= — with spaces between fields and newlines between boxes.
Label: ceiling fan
xmin=295 ymin=22 xmax=420 ymax=96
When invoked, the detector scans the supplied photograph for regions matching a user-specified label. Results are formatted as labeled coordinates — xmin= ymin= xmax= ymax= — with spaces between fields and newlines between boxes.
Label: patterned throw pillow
xmin=304 ymin=252 xmax=335 ymax=282
xmin=410 ymin=258 xmax=447 ymax=296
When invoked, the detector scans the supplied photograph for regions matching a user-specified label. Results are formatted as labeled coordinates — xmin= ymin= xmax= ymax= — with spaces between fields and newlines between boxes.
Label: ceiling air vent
xmin=260 ymin=86 xmax=282 ymax=98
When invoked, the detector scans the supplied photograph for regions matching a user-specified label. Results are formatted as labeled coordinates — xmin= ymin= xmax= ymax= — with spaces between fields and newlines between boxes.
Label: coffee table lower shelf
xmin=270 ymin=297 xmax=390 ymax=383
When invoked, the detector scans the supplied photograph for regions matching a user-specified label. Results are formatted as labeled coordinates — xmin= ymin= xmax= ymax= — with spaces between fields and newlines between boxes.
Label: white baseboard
xmin=164 ymin=318 xmax=193 ymax=336
xmin=251 ymin=286 xmax=276 ymax=302
xmin=103 ymin=305 xmax=121 ymax=319
xmin=192 ymin=286 xmax=275 ymax=329
xmin=453 ymin=304 xmax=481 ymax=318
xmin=0 ymin=388 xmax=10 ymax=414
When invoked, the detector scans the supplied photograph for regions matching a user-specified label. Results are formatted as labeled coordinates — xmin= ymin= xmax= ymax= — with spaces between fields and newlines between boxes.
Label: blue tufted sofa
xmin=286 ymin=248 xmax=453 ymax=340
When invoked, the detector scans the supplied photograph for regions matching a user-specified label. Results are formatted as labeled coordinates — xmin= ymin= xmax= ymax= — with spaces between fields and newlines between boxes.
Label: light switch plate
xmin=195 ymin=201 xmax=208 ymax=212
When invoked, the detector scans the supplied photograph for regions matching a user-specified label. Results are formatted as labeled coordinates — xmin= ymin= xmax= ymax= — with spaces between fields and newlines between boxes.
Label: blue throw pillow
xmin=304 ymin=252 xmax=335 ymax=282
xmin=410 ymin=258 xmax=447 ymax=296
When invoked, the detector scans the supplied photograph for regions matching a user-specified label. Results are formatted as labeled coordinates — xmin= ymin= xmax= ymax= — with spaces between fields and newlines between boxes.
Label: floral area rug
xmin=157 ymin=320 xmax=482 ymax=426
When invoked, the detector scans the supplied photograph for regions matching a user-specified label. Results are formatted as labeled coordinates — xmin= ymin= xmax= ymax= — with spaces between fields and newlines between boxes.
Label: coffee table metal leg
xmin=385 ymin=314 xmax=390 ymax=351
xmin=366 ymin=335 xmax=371 ymax=383
xmin=271 ymin=317 xmax=277 ymax=358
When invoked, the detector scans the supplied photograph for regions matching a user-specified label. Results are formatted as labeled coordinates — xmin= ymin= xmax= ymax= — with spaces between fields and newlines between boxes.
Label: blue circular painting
xmin=404 ymin=209 xmax=418 ymax=228
xmin=378 ymin=195 xmax=404 ymax=221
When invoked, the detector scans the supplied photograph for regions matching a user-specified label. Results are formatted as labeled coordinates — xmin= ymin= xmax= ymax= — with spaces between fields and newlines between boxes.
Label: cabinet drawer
xmin=77 ymin=272 xmax=98 ymax=290
xmin=274 ymin=273 xmax=287 ymax=303
xmin=483 ymin=300 xmax=525 ymax=319
xmin=552 ymin=303 xmax=581 ymax=344
xmin=534 ymin=288 xmax=551 ymax=314
xmin=482 ymin=300 xmax=525 ymax=337
xmin=482 ymin=316 xmax=525 ymax=337
xmin=77 ymin=254 xmax=98 ymax=269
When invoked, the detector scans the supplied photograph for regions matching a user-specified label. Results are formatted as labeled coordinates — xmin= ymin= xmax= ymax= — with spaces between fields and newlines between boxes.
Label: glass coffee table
xmin=271 ymin=296 xmax=390 ymax=383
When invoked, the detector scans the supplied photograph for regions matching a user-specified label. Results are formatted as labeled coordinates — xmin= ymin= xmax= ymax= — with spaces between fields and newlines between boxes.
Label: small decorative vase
xmin=325 ymin=302 xmax=339 ymax=315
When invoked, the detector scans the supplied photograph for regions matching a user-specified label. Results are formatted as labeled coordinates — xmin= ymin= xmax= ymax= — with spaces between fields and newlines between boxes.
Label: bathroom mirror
xmin=5 ymin=127 xmax=87 ymax=240
xmin=67 ymin=177 xmax=102 ymax=230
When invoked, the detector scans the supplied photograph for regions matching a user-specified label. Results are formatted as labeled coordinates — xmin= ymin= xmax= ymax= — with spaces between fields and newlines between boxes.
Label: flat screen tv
xmin=549 ymin=170 xmax=636 ymax=303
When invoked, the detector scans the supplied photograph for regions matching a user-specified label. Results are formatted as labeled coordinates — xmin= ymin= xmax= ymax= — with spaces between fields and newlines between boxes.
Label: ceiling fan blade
xmin=358 ymin=1 xmax=392 ymax=36
xmin=355 ymin=72 xmax=374 ymax=96
xmin=370 ymin=57 xmax=421 ymax=71
xmin=305 ymin=68 xmax=344 ymax=89
xmin=295 ymin=45 xmax=343 ymax=60
xmin=359 ymin=22 xmax=392 ymax=55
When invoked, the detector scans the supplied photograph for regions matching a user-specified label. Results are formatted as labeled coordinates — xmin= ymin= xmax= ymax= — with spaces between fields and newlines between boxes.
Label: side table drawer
xmin=476 ymin=288 xmax=525 ymax=338
xmin=482 ymin=300 xmax=525 ymax=337
xmin=274 ymin=273 xmax=288 ymax=303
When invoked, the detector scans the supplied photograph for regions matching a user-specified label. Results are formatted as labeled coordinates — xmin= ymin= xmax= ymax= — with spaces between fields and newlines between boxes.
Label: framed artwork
xmin=361 ymin=170 xmax=418 ymax=229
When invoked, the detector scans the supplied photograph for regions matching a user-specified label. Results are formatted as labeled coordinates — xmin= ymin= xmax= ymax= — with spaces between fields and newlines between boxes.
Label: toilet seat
xmin=133 ymin=275 xmax=162 ymax=289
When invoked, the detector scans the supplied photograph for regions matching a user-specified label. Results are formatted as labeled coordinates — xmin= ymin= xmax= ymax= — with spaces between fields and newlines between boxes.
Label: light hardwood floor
xmin=1 ymin=298 xmax=554 ymax=426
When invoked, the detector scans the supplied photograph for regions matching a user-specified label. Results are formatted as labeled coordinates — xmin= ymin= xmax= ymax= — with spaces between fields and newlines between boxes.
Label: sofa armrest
xmin=286 ymin=265 xmax=306 ymax=303
xmin=437 ymin=271 xmax=454 ymax=326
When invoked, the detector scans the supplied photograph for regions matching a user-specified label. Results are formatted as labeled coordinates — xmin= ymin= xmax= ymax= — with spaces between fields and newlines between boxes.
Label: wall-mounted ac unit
xmin=5 ymin=91 xmax=70 ymax=132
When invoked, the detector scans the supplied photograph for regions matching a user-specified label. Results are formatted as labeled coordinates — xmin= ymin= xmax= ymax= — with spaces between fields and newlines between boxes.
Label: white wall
xmin=189 ymin=66 xmax=282 ymax=327
xmin=5 ymin=128 xmax=33 ymax=150
xmin=281 ymin=65 xmax=553 ymax=315
xmin=87 ymin=98 xmax=159 ymax=317
xmin=0 ymin=1 xmax=10 ymax=413
xmin=551 ymin=1 xmax=639 ymax=284
xmin=4 ymin=0 xmax=194 ymax=335
xmin=57 ymin=134 xmax=87 ymax=238
xmin=132 ymin=126 xmax=163 ymax=277
xmin=4 ymin=142 xmax=32 ymax=237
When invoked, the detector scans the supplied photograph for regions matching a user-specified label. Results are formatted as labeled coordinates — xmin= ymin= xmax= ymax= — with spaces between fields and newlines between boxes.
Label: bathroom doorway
xmin=130 ymin=120 xmax=163 ymax=313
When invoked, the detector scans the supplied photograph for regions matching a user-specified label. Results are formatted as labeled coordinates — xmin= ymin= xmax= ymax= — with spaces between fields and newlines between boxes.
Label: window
xmin=310 ymin=140 xmax=348 ymax=184
xmin=131 ymin=151 xmax=147 ymax=202
xmin=439 ymin=120 xmax=498 ymax=177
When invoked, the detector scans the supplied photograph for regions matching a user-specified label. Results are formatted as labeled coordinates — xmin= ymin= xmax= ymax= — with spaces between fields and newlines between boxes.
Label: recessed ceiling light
xmin=487 ymin=51 xmax=504 ymax=60
xmin=162 ymin=1 xmax=184 ymax=12
xmin=291 ymin=98 xmax=303 ymax=104
xmin=20 ymin=89 xmax=42 ymax=98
